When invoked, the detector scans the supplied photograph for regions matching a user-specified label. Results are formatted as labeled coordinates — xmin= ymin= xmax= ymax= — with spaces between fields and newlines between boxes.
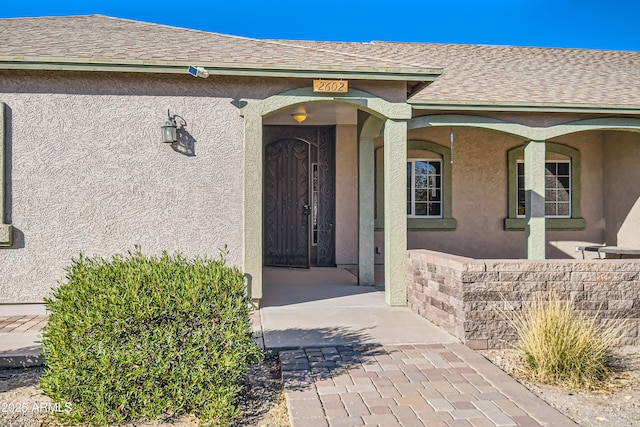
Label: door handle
xmin=302 ymin=204 xmax=311 ymax=215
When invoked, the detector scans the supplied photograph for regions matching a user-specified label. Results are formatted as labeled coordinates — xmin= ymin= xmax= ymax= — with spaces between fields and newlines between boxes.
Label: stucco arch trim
xmin=408 ymin=115 xmax=532 ymax=140
xmin=543 ymin=117 xmax=640 ymax=139
xmin=359 ymin=113 xmax=385 ymax=139
xmin=246 ymin=87 xmax=412 ymax=121
xmin=409 ymin=114 xmax=640 ymax=141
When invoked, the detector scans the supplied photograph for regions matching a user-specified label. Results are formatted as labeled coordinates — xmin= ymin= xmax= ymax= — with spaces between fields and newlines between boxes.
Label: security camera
xmin=188 ymin=65 xmax=209 ymax=78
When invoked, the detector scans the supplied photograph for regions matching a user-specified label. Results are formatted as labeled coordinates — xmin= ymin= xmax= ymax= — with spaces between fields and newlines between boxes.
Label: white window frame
xmin=407 ymin=158 xmax=443 ymax=219
xmin=517 ymin=159 xmax=571 ymax=219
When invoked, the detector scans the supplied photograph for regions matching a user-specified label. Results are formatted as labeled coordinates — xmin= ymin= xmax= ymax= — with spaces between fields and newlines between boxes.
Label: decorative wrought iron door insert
xmin=264 ymin=126 xmax=335 ymax=268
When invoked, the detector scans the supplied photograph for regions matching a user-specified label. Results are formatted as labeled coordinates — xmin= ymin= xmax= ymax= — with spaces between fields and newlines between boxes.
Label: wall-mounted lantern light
xmin=161 ymin=110 xmax=187 ymax=143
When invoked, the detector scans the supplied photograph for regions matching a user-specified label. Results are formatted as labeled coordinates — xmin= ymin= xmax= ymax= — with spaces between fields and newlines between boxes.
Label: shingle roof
xmin=0 ymin=15 xmax=439 ymax=77
xmin=1 ymin=15 xmax=639 ymax=109
xmin=290 ymin=40 xmax=640 ymax=108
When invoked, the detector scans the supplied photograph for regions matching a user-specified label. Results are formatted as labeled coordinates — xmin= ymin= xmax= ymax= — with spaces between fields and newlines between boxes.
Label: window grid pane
xmin=517 ymin=160 xmax=571 ymax=218
xmin=408 ymin=159 xmax=442 ymax=218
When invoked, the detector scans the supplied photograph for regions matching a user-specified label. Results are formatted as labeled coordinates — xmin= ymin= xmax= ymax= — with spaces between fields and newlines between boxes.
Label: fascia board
xmin=0 ymin=57 xmax=442 ymax=82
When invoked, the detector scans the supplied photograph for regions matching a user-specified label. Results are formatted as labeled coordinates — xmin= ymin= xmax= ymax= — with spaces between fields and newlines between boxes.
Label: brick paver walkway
xmin=0 ymin=315 xmax=48 ymax=333
xmin=2 ymin=316 xmax=578 ymax=426
xmin=280 ymin=344 xmax=578 ymax=427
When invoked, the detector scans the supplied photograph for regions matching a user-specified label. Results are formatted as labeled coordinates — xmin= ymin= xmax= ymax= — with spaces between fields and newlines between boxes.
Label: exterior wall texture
xmin=335 ymin=124 xmax=358 ymax=266
xmin=603 ymin=131 xmax=640 ymax=248
xmin=407 ymin=249 xmax=640 ymax=349
xmin=0 ymin=71 xmax=277 ymax=303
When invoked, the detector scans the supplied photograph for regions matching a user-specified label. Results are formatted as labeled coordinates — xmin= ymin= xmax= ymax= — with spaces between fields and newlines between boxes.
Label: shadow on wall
xmin=171 ymin=129 xmax=196 ymax=156
xmin=546 ymin=243 xmax=577 ymax=259
xmin=604 ymin=131 xmax=640 ymax=246
xmin=616 ymin=197 xmax=640 ymax=246
xmin=1 ymin=227 xmax=25 ymax=249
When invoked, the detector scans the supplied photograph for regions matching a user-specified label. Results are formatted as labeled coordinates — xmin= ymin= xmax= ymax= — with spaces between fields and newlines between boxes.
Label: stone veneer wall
xmin=407 ymin=249 xmax=640 ymax=349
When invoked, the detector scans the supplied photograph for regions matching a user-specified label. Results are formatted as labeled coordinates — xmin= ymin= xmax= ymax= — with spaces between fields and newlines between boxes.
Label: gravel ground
xmin=0 ymin=366 xmax=46 ymax=427
xmin=479 ymin=346 xmax=640 ymax=427
xmin=0 ymin=357 xmax=289 ymax=427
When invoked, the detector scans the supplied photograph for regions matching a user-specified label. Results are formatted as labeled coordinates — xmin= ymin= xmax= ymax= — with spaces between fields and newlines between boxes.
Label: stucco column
xmin=384 ymin=119 xmax=408 ymax=306
xmin=524 ymin=140 xmax=546 ymax=259
xmin=358 ymin=126 xmax=375 ymax=286
xmin=241 ymin=101 xmax=263 ymax=300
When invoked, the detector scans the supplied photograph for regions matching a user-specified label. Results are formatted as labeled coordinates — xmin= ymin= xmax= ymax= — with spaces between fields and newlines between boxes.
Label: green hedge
xmin=39 ymin=248 xmax=262 ymax=426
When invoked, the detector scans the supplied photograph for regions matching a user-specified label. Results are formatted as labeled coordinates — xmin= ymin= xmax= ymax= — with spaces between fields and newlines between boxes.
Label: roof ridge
xmin=290 ymin=39 xmax=640 ymax=55
xmin=369 ymin=40 xmax=640 ymax=54
xmin=0 ymin=14 xmax=97 ymax=21
xmin=88 ymin=14 xmax=263 ymax=42
xmin=0 ymin=14 xmax=268 ymax=43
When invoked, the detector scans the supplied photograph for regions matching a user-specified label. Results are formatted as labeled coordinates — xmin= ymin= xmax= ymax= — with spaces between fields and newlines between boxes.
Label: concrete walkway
xmin=0 ymin=315 xmax=46 ymax=368
xmin=259 ymin=267 xmax=456 ymax=348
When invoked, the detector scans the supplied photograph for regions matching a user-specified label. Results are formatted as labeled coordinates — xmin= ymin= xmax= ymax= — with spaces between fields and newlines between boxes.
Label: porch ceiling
xmin=262 ymin=103 xmax=358 ymax=126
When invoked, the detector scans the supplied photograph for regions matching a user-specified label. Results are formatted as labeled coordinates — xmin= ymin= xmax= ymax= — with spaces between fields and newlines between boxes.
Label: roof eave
xmin=409 ymin=100 xmax=640 ymax=115
xmin=0 ymin=57 xmax=442 ymax=82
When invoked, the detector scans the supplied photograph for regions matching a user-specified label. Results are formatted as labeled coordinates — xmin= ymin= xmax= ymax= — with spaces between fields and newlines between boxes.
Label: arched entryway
xmin=241 ymin=87 xmax=411 ymax=306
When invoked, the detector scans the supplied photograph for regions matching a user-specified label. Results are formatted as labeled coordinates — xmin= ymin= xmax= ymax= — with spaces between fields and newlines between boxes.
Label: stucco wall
xmin=0 ymin=71 xmax=259 ymax=303
xmin=603 ymin=131 xmax=640 ymax=248
xmin=335 ymin=124 xmax=358 ymax=266
xmin=368 ymin=126 xmax=607 ymax=262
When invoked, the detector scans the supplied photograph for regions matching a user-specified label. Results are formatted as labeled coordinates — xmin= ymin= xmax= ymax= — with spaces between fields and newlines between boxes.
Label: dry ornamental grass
xmin=506 ymin=293 xmax=624 ymax=390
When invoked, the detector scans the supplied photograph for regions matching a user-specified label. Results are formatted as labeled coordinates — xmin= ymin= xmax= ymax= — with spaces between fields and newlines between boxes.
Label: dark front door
xmin=263 ymin=126 xmax=335 ymax=268
xmin=264 ymin=138 xmax=311 ymax=267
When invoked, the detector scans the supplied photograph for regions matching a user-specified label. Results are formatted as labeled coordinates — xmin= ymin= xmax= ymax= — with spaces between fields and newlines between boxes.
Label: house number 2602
xmin=313 ymin=80 xmax=348 ymax=93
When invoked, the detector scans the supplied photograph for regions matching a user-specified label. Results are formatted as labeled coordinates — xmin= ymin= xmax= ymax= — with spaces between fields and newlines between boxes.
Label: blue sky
xmin=2 ymin=0 xmax=639 ymax=51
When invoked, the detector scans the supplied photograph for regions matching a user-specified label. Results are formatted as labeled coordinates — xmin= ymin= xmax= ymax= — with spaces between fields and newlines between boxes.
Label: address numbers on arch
xmin=313 ymin=80 xmax=348 ymax=93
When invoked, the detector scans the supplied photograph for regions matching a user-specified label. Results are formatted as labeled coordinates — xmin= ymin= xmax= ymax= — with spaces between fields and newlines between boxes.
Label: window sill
xmin=0 ymin=224 xmax=13 ymax=247
xmin=504 ymin=217 xmax=586 ymax=231
xmin=375 ymin=218 xmax=457 ymax=231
